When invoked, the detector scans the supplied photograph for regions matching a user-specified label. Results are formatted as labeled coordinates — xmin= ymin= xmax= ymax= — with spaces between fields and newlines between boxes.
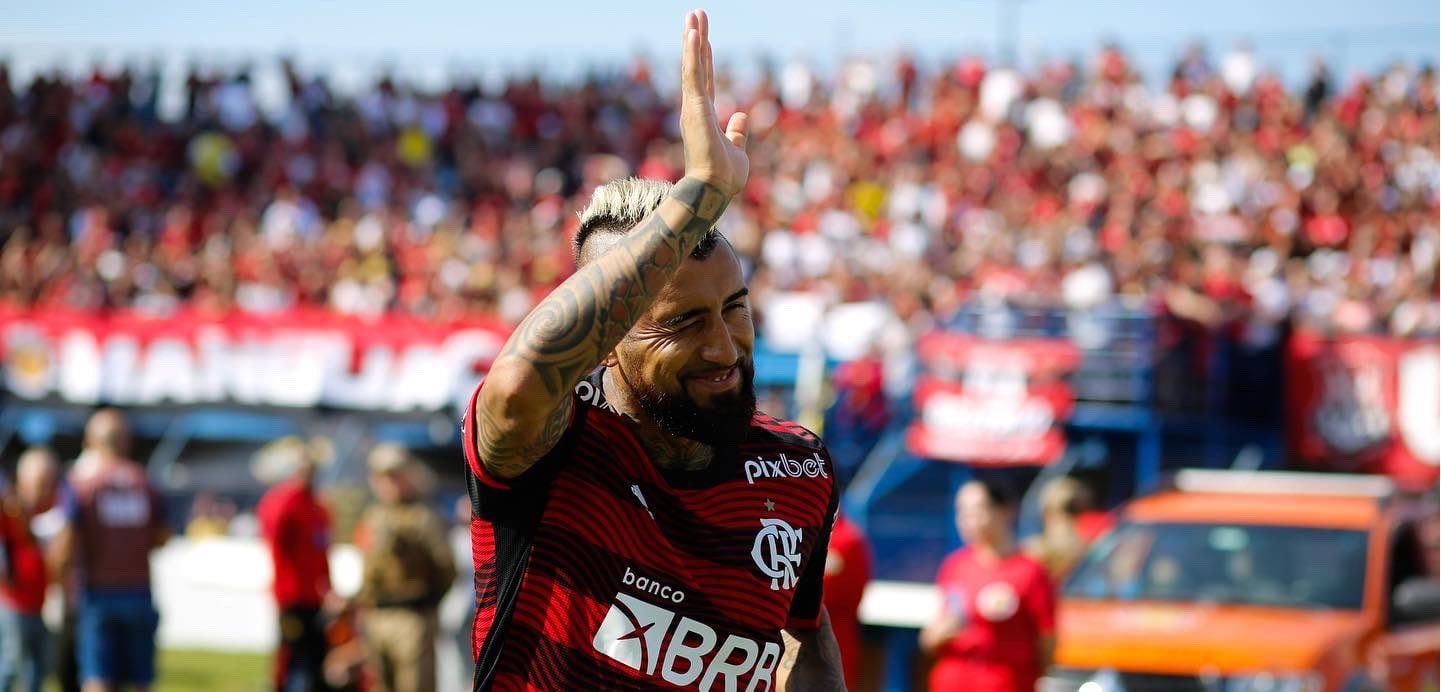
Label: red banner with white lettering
xmin=1285 ymin=332 xmax=1439 ymax=489
xmin=0 ymin=307 xmax=510 ymax=413
xmin=906 ymin=332 xmax=1081 ymax=466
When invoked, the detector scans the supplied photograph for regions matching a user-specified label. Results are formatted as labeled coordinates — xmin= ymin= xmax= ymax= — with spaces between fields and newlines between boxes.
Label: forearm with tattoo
xmin=475 ymin=178 xmax=729 ymax=478
xmin=776 ymin=608 xmax=847 ymax=691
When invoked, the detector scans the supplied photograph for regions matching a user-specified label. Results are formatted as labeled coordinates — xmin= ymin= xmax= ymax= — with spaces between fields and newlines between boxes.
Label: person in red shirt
xmin=0 ymin=447 xmax=62 ymax=692
xmin=921 ymin=478 xmax=1056 ymax=692
xmin=255 ymin=437 xmax=334 ymax=692
xmin=823 ymin=512 xmax=871 ymax=690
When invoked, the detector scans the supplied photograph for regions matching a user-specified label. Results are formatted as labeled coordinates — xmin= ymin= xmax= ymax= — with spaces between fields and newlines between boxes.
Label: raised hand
xmin=679 ymin=10 xmax=749 ymax=198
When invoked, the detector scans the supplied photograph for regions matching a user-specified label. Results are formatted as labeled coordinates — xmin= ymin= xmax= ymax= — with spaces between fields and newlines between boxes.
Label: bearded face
xmin=608 ymin=238 xmax=758 ymax=450
xmin=629 ymin=357 xmax=756 ymax=448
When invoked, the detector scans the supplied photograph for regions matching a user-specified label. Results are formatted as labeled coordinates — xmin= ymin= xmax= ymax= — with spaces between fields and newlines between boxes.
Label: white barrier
xmin=857 ymin=580 xmax=937 ymax=629
xmin=141 ymin=536 xmax=472 ymax=691
xmin=148 ymin=537 xmax=362 ymax=652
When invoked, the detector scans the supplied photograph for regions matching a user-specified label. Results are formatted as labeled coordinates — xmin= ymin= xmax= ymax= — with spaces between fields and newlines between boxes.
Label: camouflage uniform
xmin=357 ymin=501 xmax=456 ymax=692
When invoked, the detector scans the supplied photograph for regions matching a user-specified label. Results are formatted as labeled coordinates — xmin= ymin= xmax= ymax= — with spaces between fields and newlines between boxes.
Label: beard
xmin=630 ymin=359 xmax=757 ymax=449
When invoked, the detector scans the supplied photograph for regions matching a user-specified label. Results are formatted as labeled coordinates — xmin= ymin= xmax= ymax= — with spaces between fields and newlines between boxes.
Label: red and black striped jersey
xmin=462 ymin=370 xmax=839 ymax=691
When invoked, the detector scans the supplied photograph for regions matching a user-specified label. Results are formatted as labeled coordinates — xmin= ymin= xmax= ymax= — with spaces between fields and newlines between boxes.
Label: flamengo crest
xmin=751 ymin=518 xmax=803 ymax=591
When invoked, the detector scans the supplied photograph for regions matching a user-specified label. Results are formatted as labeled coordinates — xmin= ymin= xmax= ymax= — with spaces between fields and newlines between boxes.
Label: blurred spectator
xmin=0 ymin=447 xmax=61 ymax=692
xmin=448 ymin=495 xmax=476 ymax=691
xmin=825 ymin=351 xmax=892 ymax=479
xmin=1022 ymin=476 xmax=1095 ymax=581
xmin=255 ymin=436 xmax=336 ymax=692
xmin=320 ymin=603 xmax=369 ymax=692
xmin=184 ymin=491 xmax=236 ymax=540
xmin=921 ymin=479 xmax=1055 ymax=692
xmin=822 ymin=511 xmax=872 ymax=690
xmin=353 ymin=444 xmax=455 ymax=692
xmin=53 ymin=409 xmax=168 ymax=692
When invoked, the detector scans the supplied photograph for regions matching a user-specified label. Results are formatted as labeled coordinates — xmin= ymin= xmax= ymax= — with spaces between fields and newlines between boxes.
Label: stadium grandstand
xmin=0 ymin=16 xmax=1436 ymax=691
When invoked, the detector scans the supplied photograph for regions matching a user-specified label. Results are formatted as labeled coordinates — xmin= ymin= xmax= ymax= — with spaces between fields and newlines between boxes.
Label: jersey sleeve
xmin=785 ymin=457 xmax=841 ymax=630
xmin=460 ymin=380 xmax=585 ymax=491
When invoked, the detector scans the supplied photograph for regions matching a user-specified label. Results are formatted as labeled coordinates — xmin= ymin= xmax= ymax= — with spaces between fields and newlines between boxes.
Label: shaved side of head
xmin=574 ymin=177 xmax=724 ymax=267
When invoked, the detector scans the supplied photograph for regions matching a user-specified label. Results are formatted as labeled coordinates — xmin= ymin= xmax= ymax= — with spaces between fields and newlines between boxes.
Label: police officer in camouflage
xmin=355 ymin=444 xmax=456 ymax=692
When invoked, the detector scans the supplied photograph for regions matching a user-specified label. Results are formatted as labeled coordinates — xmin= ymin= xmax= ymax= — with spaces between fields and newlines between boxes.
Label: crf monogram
xmin=750 ymin=518 xmax=803 ymax=591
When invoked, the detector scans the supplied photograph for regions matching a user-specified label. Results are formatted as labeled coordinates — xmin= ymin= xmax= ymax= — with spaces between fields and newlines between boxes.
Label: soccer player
xmin=462 ymin=10 xmax=845 ymax=691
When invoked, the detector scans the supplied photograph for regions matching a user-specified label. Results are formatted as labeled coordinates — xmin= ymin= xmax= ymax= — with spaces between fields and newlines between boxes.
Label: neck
xmin=635 ymin=426 xmax=714 ymax=472
xmin=603 ymin=368 xmax=714 ymax=472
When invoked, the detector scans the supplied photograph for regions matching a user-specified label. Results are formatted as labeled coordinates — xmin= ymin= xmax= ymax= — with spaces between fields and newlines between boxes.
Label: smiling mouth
xmin=685 ymin=365 xmax=739 ymax=391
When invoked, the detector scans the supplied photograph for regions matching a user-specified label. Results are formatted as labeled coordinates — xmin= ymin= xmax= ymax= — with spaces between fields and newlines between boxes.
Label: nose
xmin=698 ymin=317 xmax=739 ymax=366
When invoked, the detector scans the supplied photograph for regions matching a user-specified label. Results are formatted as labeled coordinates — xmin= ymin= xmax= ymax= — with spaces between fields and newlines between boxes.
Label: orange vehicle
xmin=1044 ymin=470 xmax=1439 ymax=692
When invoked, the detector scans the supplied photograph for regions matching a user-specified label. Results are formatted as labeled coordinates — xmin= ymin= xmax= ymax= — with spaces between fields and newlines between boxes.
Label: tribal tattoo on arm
xmin=776 ymin=608 xmax=847 ymax=692
xmin=474 ymin=178 xmax=730 ymax=479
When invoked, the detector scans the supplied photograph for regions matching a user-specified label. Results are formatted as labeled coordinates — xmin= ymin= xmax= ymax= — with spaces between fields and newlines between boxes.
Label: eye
xmin=666 ymin=316 xmax=702 ymax=331
xmin=724 ymin=301 xmax=748 ymax=313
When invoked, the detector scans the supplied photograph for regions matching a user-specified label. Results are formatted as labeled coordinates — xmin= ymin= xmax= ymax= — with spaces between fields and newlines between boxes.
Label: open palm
xmin=679 ymin=10 xmax=749 ymax=198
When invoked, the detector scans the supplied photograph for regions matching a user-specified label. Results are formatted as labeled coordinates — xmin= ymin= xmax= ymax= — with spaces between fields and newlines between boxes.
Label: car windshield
xmin=1064 ymin=521 xmax=1368 ymax=610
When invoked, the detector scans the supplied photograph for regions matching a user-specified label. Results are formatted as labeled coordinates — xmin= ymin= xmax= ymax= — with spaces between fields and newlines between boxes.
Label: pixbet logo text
xmin=742 ymin=452 xmax=828 ymax=485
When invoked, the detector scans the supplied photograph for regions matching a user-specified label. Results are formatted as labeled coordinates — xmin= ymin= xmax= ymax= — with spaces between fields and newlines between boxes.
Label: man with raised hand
xmin=461 ymin=9 xmax=846 ymax=691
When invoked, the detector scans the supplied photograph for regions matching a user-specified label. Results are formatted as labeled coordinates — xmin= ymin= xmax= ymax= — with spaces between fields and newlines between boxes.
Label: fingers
xmin=697 ymin=11 xmax=714 ymax=102
xmin=724 ymin=111 xmax=749 ymax=149
xmin=691 ymin=10 xmax=713 ymax=104
xmin=680 ymin=11 xmax=703 ymax=104
xmin=701 ymin=12 xmax=715 ymax=103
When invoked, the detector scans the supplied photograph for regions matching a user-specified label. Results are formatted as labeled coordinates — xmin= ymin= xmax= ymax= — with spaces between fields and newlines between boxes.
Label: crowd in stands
xmin=0 ymin=45 xmax=1436 ymax=354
